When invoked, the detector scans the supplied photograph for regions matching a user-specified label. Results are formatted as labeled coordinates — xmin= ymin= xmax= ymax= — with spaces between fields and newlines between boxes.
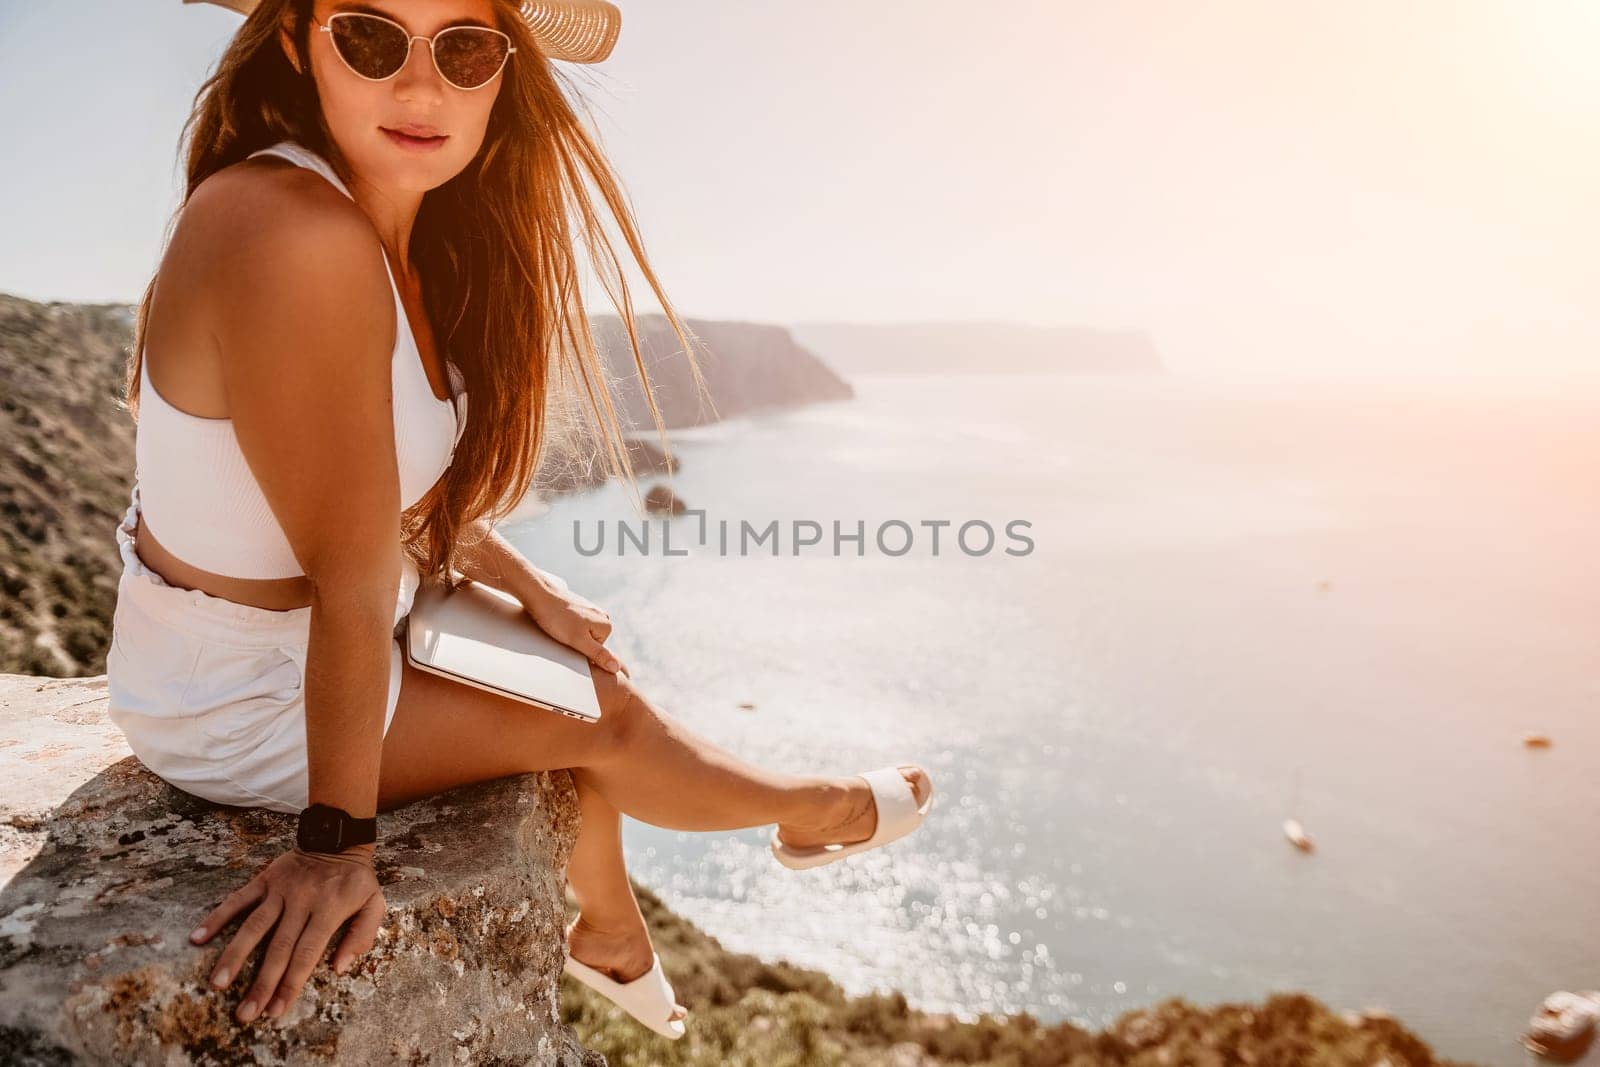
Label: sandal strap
xmin=566 ymin=951 xmax=681 ymax=1034
xmin=858 ymin=766 xmax=923 ymax=844
xmin=636 ymin=952 xmax=676 ymax=1012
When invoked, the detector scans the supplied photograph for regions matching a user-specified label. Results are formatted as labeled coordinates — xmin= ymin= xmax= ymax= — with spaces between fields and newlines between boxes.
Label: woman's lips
xmin=381 ymin=127 xmax=448 ymax=152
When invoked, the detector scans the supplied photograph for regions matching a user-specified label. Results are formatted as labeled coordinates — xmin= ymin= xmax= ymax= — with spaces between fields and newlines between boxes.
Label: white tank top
xmin=134 ymin=140 xmax=469 ymax=584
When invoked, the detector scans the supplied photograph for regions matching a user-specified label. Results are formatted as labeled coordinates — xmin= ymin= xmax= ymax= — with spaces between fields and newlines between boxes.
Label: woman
xmin=107 ymin=0 xmax=934 ymax=1040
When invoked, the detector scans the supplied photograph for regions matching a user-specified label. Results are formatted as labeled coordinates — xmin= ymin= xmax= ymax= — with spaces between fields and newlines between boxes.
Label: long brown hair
xmin=124 ymin=0 xmax=712 ymax=582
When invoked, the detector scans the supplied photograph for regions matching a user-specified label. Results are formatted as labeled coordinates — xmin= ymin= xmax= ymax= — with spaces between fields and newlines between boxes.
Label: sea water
xmin=505 ymin=372 xmax=1600 ymax=1063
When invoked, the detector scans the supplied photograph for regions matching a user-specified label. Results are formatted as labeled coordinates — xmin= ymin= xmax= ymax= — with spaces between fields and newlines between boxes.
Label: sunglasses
xmin=314 ymin=12 xmax=516 ymax=92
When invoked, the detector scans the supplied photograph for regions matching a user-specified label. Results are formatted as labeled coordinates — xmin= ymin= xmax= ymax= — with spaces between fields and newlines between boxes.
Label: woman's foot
xmin=564 ymin=914 xmax=689 ymax=1027
xmin=774 ymin=764 xmax=933 ymax=851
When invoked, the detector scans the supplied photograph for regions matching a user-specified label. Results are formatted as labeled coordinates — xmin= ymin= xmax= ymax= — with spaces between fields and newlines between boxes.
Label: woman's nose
xmin=394 ymin=36 xmax=446 ymax=97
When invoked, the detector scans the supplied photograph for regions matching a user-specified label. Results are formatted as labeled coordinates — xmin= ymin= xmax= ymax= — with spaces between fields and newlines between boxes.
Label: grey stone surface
xmin=0 ymin=672 xmax=604 ymax=1066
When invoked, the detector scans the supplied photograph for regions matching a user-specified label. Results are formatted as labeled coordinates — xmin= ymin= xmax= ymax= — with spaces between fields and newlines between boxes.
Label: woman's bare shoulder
xmin=173 ymin=156 xmax=387 ymax=298
xmin=165 ymin=158 xmax=404 ymax=570
xmin=160 ymin=156 xmax=393 ymax=352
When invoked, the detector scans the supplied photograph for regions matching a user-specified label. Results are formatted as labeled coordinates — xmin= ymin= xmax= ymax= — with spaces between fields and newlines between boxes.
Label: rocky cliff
xmin=592 ymin=312 xmax=854 ymax=431
xmin=0 ymin=295 xmax=133 ymax=678
xmin=0 ymin=671 xmax=602 ymax=1066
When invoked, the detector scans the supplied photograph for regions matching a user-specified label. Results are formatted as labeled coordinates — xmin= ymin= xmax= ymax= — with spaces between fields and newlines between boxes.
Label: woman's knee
xmin=590 ymin=664 xmax=645 ymax=748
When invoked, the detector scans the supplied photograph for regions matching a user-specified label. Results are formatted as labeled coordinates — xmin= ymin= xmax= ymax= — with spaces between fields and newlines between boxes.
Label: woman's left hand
xmin=521 ymin=581 xmax=627 ymax=677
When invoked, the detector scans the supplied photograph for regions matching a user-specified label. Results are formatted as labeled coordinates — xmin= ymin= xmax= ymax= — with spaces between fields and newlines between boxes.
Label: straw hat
xmin=183 ymin=0 xmax=622 ymax=64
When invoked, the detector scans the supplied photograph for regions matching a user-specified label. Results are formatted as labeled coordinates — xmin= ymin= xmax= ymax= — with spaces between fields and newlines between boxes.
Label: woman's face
xmin=289 ymin=0 xmax=507 ymax=194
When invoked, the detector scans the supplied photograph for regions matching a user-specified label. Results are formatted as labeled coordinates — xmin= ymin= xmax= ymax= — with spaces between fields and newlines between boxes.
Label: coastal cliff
xmin=0 ymin=294 xmax=133 ymax=677
xmin=592 ymin=312 xmax=854 ymax=431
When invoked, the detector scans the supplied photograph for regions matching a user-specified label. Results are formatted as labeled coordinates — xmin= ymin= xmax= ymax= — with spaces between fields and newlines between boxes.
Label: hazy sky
xmin=1 ymin=1 xmax=1595 ymax=379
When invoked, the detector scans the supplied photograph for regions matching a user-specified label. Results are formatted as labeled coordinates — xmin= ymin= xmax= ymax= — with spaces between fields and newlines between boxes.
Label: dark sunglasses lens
xmin=434 ymin=28 xmax=510 ymax=89
xmin=330 ymin=14 xmax=409 ymax=79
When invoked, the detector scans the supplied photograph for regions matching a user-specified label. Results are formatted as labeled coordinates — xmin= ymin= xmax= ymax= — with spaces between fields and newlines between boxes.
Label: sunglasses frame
xmin=313 ymin=11 xmax=517 ymax=92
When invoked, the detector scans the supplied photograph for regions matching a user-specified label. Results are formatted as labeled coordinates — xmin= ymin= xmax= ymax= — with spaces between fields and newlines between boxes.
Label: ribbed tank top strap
xmin=247 ymin=141 xmax=356 ymax=201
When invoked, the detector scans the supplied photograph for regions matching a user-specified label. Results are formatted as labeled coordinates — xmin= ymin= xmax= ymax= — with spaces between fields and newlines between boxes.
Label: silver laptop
xmin=404 ymin=576 xmax=603 ymax=723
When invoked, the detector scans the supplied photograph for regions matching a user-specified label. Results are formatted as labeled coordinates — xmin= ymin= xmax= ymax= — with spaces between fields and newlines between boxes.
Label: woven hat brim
xmin=182 ymin=0 xmax=621 ymax=64
xmin=517 ymin=0 xmax=620 ymax=64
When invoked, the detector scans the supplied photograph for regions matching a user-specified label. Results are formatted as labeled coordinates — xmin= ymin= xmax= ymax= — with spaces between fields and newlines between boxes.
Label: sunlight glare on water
xmin=507 ymin=372 xmax=1600 ymax=1061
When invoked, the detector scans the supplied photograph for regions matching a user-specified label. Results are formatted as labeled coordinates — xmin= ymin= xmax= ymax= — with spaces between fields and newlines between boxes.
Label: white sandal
xmin=769 ymin=765 xmax=933 ymax=870
xmin=563 ymin=948 xmax=687 ymax=1040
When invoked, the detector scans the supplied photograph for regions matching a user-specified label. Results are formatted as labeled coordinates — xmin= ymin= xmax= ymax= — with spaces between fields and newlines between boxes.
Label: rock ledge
xmin=0 ymin=672 xmax=602 ymax=1066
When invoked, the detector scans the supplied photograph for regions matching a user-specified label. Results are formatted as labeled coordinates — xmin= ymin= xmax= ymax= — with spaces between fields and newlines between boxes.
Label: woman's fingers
xmin=332 ymin=891 xmax=386 ymax=974
xmin=580 ymin=632 xmax=622 ymax=673
xmin=265 ymin=911 xmax=346 ymax=1018
xmin=209 ymin=890 xmax=283 ymax=991
xmin=239 ymin=903 xmax=310 ymax=1022
xmin=192 ymin=876 xmax=267 ymax=946
xmin=192 ymin=850 xmax=387 ymax=1025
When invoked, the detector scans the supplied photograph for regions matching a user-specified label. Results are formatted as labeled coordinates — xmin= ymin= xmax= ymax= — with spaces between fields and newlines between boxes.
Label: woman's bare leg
xmin=376 ymin=659 xmax=932 ymax=846
xmin=565 ymin=769 xmax=687 ymax=1022
xmin=377 ymin=657 xmax=930 ymax=1025
xmin=566 ymin=771 xmax=638 ymax=930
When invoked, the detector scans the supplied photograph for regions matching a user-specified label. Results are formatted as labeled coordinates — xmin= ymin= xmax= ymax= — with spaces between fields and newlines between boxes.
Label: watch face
xmin=299 ymin=806 xmax=342 ymax=850
xmin=297 ymin=804 xmax=376 ymax=852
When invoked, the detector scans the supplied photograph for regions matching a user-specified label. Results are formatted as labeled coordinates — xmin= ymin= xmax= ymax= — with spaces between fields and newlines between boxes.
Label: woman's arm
xmin=215 ymin=179 xmax=402 ymax=825
xmin=182 ymin=170 xmax=396 ymax=1022
xmin=451 ymin=517 xmax=624 ymax=675
xmin=452 ymin=516 xmax=566 ymax=608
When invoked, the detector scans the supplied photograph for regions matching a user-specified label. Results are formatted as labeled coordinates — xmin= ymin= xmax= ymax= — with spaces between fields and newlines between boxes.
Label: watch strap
xmin=296 ymin=803 xmax=378 ymax=853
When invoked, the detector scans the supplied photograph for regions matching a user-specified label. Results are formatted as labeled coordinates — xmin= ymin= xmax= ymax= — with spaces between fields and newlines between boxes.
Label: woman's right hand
xmin=521 ymin=578 xmax=628 ymax=677
xmin=188 ymin=844 xmax=385 ymax=1023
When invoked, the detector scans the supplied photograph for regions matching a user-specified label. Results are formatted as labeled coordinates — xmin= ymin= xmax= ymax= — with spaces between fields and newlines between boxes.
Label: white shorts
xmin=105 ymin=483 xmax=413 ymax=814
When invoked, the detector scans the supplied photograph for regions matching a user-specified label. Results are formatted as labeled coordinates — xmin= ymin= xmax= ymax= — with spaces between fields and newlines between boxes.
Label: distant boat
xmin=1283 ymin=819 xmax=1315 ymax=853
xmin=1523 ymin=732 xmax=1553 ymax=749
xmin=1523 ymin=990 xmax=1600 ymax=1061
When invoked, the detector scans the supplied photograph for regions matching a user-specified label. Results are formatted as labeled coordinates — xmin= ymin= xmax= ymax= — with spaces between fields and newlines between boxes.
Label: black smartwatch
xmin=295 ymin=803 xmax=378 ymax=854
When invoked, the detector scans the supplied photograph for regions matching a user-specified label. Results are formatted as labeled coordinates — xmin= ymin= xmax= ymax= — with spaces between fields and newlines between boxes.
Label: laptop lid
xmin=405 ymin=577 xmax=603 ymax=723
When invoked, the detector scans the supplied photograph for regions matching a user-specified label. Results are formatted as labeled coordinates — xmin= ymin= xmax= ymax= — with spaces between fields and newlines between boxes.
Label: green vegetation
xmin=0 ymin=294 xmax=133 ymax=676
xmin=563 ymin=882 xmax=1476 ymax=1066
